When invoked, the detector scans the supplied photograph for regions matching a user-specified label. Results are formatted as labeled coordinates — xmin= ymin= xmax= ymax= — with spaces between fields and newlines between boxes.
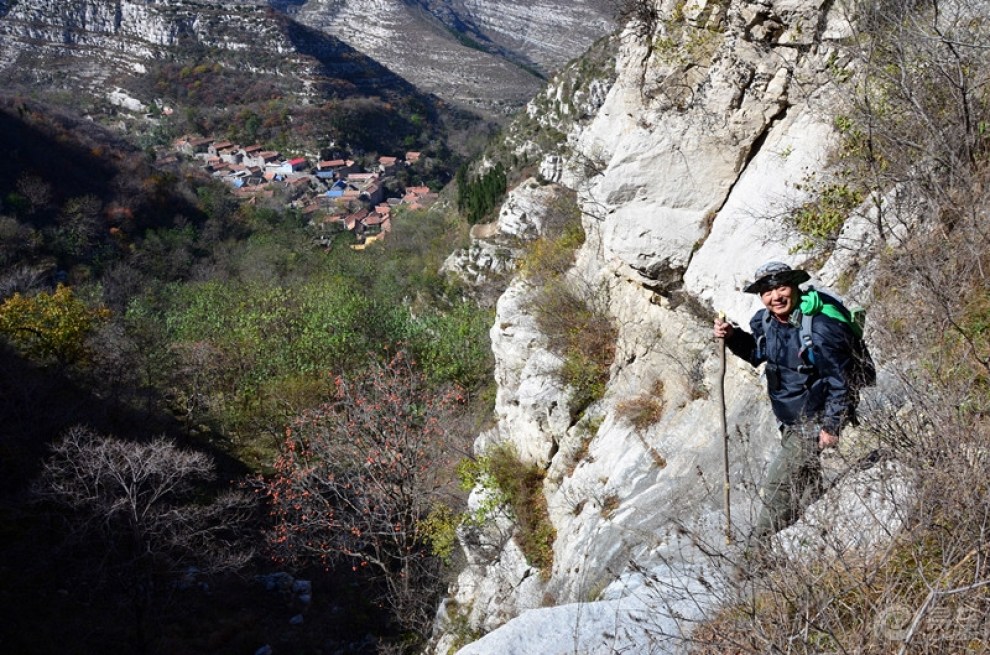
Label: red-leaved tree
xmin=259 ymin=351 xmax=463 ymax=638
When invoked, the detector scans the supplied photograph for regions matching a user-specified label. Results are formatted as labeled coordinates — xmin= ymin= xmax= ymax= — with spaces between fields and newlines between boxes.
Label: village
xmin=169 ymin=135 xmax=439 ymax=250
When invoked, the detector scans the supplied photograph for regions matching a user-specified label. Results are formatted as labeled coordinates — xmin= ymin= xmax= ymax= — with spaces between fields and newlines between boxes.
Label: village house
xmin=209 ymin=140 xmax=237 ymax=159
xmin=253 ymin=150 xmax=281 ymax=167
xmin=340 ymin=186 xmax=362 ymax=203
xmin=378 ymin=155 xmax=398 ymax=175
xmin=325 ymin=179 xmax=347 ymax=199
xmin=167 ymin=133 xmax=420 ymax=252
xmin=350 ymin=233 xmax=385 ymax=251
xmin=315 ymin=159 xmax=358 ymax=180
xmin=269 ymin=157 xmax=309 ymax=176
xmin=360 ymin=181 xmax=385 ymax=207
xmin=343 ymin=171 xmax=378 ymax=185
xmin=239 ymin=145 xmax=267 ymax=167
xmin=401 ymin=185 xmax=438 ymax=210
xmin=174 ymin=135 xmax=213 ymax=156
xmin=344 ymin=209 xmax=369 ymax=234
xmin=404 ymin=151 xmax=421 ymax=164
xmin=286 ymin=174 xmax=315 ymax=194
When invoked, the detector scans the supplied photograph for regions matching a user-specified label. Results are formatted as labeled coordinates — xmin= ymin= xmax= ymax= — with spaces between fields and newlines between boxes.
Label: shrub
xmin=517 ymin=191 xmax=584 ymax=283
xmin=530 ymin=281 xmax=616 ymax=419
xmin=419 ymin=503 xmax=460 ymax=565
xmin=789 ymin=181 xmax=865 ymax=252
xmin=407 ymin=301 xmax=495 ymax=390
xmin=615 ymin=380 xmax=665 ymax=431
xmin=456 ymin=163 xmax=507 ymax=225
xmin=487 ymin=444 xmax=556 ymax=574
xmin=517 ymin=223 xmax=585 ymax=282
xmin=458 ymin=443 xmax=557 ymax=574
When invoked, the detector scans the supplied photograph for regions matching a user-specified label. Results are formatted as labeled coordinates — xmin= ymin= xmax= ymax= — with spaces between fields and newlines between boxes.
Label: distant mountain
xmin=285 ymin=0 xmax=616 ymax=117
xmin=0 ymin=0 xmax=615 ymax=155
xmin=0 ymin=0 xmax=457 ymax=155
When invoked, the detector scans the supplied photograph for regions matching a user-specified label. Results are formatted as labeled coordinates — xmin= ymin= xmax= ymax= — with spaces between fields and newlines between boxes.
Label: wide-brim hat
xmin=742 ymin=261 xmax=811 ymax=294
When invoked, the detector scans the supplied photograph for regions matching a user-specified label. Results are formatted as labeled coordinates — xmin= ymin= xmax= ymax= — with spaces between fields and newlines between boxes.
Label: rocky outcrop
xmin=0 ymin=0 xmax=315 ymax=107
xmin=0 ymin=1 xmax=295 ymax=69
xmin=433 ymin=0 xmax=908 ymax=653
xmin=294 ymin=0 xmax=615 ymax=117
xmin=454 ymin=0 xmax=615 ymax=73
xmin=0 ymin=0 xmax=442 ymax=124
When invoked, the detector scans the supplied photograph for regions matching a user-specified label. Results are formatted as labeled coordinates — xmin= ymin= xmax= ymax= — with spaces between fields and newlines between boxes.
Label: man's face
xmin=760 ymin=284 xmax=797 ymax=320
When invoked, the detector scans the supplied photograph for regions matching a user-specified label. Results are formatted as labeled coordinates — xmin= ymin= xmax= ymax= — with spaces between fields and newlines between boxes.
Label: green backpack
xmin=798 ymin=288 xmax=876 ymax=389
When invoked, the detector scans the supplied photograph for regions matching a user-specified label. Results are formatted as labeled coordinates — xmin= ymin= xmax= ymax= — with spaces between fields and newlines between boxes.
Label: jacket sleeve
xmin=725 ymin=311 xmax=766 ymax=367
xmin=813 ymin=316 xmax=855 ymax=435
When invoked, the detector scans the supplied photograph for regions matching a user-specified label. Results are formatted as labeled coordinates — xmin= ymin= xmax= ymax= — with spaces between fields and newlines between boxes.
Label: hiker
xmin=713 ymin=261 xmax=859 ymax=549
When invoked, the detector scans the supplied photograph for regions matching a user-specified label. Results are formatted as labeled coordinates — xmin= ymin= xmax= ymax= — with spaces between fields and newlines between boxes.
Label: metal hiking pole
xmin=717 ymin=311 xmax=732 ymax=545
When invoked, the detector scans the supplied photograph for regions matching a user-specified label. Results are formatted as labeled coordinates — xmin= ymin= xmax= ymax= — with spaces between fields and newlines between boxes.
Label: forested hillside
xmin=0 ymin=96 xmax=493 ymax=654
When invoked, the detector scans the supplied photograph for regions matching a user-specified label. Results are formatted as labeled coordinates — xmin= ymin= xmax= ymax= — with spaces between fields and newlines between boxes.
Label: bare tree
xmin=34 ymin=427 xmax=254 ymax=653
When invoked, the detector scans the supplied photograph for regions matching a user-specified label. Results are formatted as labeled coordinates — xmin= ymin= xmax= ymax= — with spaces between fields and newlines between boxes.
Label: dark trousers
xmin=750 ymin=423 xmax=823 ymax=545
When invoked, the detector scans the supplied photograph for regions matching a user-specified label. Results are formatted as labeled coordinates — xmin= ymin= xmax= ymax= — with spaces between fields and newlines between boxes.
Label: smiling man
xmin=714 ymin=261 xmax=857 ymax=552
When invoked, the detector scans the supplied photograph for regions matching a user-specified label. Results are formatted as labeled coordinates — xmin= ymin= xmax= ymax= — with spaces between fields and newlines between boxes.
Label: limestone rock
xmin=487 ymin=280 xmax=572 ymax=467
xmin=431 ymin=0 xmax=912 ymax=652
xmin=773 ymin=460 xmax=914 ymax=563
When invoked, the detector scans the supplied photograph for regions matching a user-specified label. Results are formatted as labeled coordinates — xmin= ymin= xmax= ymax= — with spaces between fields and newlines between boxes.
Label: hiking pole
xmin=717 ymin=311 xmax=732 ymax=545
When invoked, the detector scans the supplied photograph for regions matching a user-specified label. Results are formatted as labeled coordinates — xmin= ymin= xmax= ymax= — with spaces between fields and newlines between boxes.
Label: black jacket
xmin=726 ymin=308 xmax=855 ymax=435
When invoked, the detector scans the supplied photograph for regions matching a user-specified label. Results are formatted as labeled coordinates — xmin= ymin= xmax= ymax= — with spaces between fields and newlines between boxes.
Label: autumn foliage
xmin=0 ymin=284 xmax=109 ymax=366
xmin=259 ymin=351 xmax=464 ymax=638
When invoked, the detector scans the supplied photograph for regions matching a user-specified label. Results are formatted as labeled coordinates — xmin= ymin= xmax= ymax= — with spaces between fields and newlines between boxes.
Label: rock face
xmin=0 ymin=0 xmax=321 ymax=110
xmin=292 ymin=0 xmax=615 ymax=117
xmin=432 ymin=1 xmax=908 ymax=653
xmin=0 ymin=0 xmax=608 ymax=122
xmin=0 ymin=1 xmax=291 ymax=71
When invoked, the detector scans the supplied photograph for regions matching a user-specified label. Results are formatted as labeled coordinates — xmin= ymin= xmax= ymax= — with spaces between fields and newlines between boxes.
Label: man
xmin=714 ymin=261 xmax=856 ymax=547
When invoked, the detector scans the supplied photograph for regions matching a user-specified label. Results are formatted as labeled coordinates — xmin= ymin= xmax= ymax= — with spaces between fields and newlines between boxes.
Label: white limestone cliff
xmin=0 ymin=0 xmax=312 ymax=108
xmin=433 ymin=1 xmax=910 ymax=653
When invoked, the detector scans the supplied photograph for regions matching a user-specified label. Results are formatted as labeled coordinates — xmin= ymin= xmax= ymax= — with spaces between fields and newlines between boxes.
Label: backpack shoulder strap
xmin=755 ymin=309 xmax=772 ymax=360
xmin=800 ymin=311 xmax=816 ymax=364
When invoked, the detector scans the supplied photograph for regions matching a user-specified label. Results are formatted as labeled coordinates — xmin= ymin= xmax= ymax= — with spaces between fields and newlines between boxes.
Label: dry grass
xmin=615 ymin=380 xmax=665 ymax=431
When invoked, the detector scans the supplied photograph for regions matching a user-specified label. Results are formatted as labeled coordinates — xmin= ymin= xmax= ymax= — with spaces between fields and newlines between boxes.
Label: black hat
xmin=743 ymin=261 xmax=811 ymax=294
